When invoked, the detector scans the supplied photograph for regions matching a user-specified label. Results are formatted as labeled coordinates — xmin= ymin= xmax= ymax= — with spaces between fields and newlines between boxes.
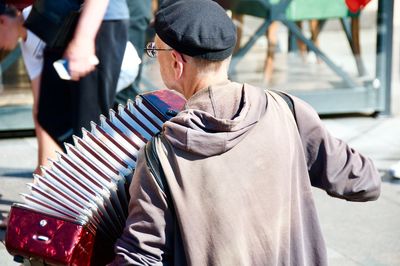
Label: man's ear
xmin=170 ymin=50 xmax=185 ymax=80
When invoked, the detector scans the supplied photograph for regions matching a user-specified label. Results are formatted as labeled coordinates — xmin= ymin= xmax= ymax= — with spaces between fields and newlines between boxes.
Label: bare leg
xmin=232 ymin=13 xmax=244 ymax=54
xmin=351 ymin=17 xmax=366 ymax=75
xmin=295 ymin=21 xmax=307 ymax=60
xmin=264 ymin=22 xmax=279 ymax=83
xmin=31 ymin=77 xmax=62 ymax=176
xmin=309 ymin=19 xmax=321 ymax=63
xmin=310 ymin=19 xmax=320 ymax=47
xmin=295 ymin=20 xmax=320 ymax=63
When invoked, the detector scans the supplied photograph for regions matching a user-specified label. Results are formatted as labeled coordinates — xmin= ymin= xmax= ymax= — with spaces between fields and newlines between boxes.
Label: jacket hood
xmin=163 ymin=82 xmax=267 ymax=156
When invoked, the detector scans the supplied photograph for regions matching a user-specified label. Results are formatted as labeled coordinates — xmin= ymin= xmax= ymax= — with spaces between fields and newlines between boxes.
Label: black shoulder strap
xmin=144 ymin=135 xmax=184 ymax=264
xmin=271 ymin=90 xmax=297 ymax=125
xmin=145 ymin=136 xmax=165 ymax=190
xmin=272 ymin=90 xmax=295 ymax=116
xmin=144 ymin=135 xmax=174 ymax=208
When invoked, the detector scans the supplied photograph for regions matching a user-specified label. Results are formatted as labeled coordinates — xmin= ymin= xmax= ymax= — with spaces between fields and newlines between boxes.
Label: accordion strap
xmin=270 ymin=90 xmax=297 ymax=126
xmin=145 ymin=135 xmax=185 ymax=263
xmin=273 ymin=91 xmax=294 ymax=116
xmin=144 ymin=135 xmax=172 ymax=202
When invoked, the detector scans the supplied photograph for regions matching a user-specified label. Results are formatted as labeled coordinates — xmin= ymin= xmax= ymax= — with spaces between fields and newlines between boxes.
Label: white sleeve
xmin=20 ymin=30 xmax=45 ymax=80
xmin=20 ymin=6 xmax=46 ymax=80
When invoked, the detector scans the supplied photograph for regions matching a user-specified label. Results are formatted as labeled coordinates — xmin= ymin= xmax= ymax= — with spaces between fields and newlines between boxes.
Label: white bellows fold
xmin=17 ymin=90 xmax=185 ymax=240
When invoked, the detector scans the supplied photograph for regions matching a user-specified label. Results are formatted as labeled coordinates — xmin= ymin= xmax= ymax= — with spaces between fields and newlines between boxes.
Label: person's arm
xmin=63 ymin=0 xmax=109 ymax=81
xmin=111 ymin=148 xmax=174 ymax=265
xmin=292 ymin=96 xmax=381 ymax=202
xmin=30 ymin=76 xmax=40 ymax=117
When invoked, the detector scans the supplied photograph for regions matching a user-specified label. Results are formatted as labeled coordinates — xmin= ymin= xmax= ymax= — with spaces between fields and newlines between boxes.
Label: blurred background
xmin=0 ymin=0 xmax=399 ymax=135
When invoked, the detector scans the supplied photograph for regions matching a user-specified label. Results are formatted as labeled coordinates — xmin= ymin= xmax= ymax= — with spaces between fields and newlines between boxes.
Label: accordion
xmin=5 ymin=89 xmax=186 ymax=265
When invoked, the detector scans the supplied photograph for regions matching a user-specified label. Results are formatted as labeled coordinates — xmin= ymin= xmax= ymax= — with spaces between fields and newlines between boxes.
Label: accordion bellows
xmin=5 ymin=90 xmax=186 ymax=266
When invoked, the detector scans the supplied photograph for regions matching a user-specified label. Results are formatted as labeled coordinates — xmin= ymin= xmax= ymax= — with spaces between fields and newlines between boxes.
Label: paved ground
xmin=1 ymin=1 xmax=399 ymax=265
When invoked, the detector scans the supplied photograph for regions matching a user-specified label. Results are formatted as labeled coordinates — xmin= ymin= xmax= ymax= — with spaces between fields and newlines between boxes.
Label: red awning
xmin=345 ymin=0 xmax=372 ymax=13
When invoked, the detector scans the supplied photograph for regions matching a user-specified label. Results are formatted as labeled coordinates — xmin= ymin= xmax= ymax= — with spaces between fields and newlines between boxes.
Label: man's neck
xmin=181 ymin=68 xmax=230 ymax=99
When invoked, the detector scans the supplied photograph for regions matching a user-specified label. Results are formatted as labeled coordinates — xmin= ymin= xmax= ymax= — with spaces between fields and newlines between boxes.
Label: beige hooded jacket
xmin=113 ymin=81 xmax=380 ymax=265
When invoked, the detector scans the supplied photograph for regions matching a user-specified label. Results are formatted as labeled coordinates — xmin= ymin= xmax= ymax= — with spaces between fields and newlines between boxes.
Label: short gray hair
xmin=190 ymin=56 xmax=230 ymax=73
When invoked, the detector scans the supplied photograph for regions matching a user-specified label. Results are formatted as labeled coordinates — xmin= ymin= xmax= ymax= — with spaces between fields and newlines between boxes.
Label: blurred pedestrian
xmin=115 ymin=0 xmax=152 ymax=104
xmin=0 ymin=1 xmax=64 ymax=230
xmin=0 ymin=2 xmax=62 ymax=176
xmin=112 ymin=1 xmax=381 ymax=265
xmin=36 ymin=0 xmax=129 ymax=146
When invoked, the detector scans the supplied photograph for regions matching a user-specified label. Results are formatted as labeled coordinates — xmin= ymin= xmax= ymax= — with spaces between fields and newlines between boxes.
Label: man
xmin=112 ymin=0 xmax=381 ymax=265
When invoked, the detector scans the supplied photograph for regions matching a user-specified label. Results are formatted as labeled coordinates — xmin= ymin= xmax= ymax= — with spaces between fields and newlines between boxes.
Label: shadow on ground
xmin=0 ymin=168 xmax=34 ymax=179
xmin=0 ymin=211 xmax=8 ymax=242
xmin=381 ymin=171 xmax=400 ymax=184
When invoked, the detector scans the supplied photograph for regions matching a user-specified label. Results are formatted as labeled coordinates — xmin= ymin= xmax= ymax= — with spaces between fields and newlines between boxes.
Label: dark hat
xmin=155 ymin=0 xmax=237 ymax=61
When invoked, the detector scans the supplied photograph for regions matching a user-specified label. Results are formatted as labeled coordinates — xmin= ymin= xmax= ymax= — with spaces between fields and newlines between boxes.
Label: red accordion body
xmin=6 ymin=205 xmax=94 ymax=266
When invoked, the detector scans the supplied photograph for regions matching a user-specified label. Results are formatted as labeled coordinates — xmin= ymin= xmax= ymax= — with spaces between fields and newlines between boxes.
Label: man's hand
xmin=63 ymin=37 xmax=99 ymax=81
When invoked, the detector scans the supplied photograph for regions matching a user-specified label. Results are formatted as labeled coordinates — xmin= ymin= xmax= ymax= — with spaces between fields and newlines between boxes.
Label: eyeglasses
xmin=144 ymin=42 xmax=173 ymax=58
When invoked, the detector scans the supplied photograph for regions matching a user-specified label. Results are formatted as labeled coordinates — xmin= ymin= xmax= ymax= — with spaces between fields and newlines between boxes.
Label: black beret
xmin=155 ymin=0 xmax=237 ymax=61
